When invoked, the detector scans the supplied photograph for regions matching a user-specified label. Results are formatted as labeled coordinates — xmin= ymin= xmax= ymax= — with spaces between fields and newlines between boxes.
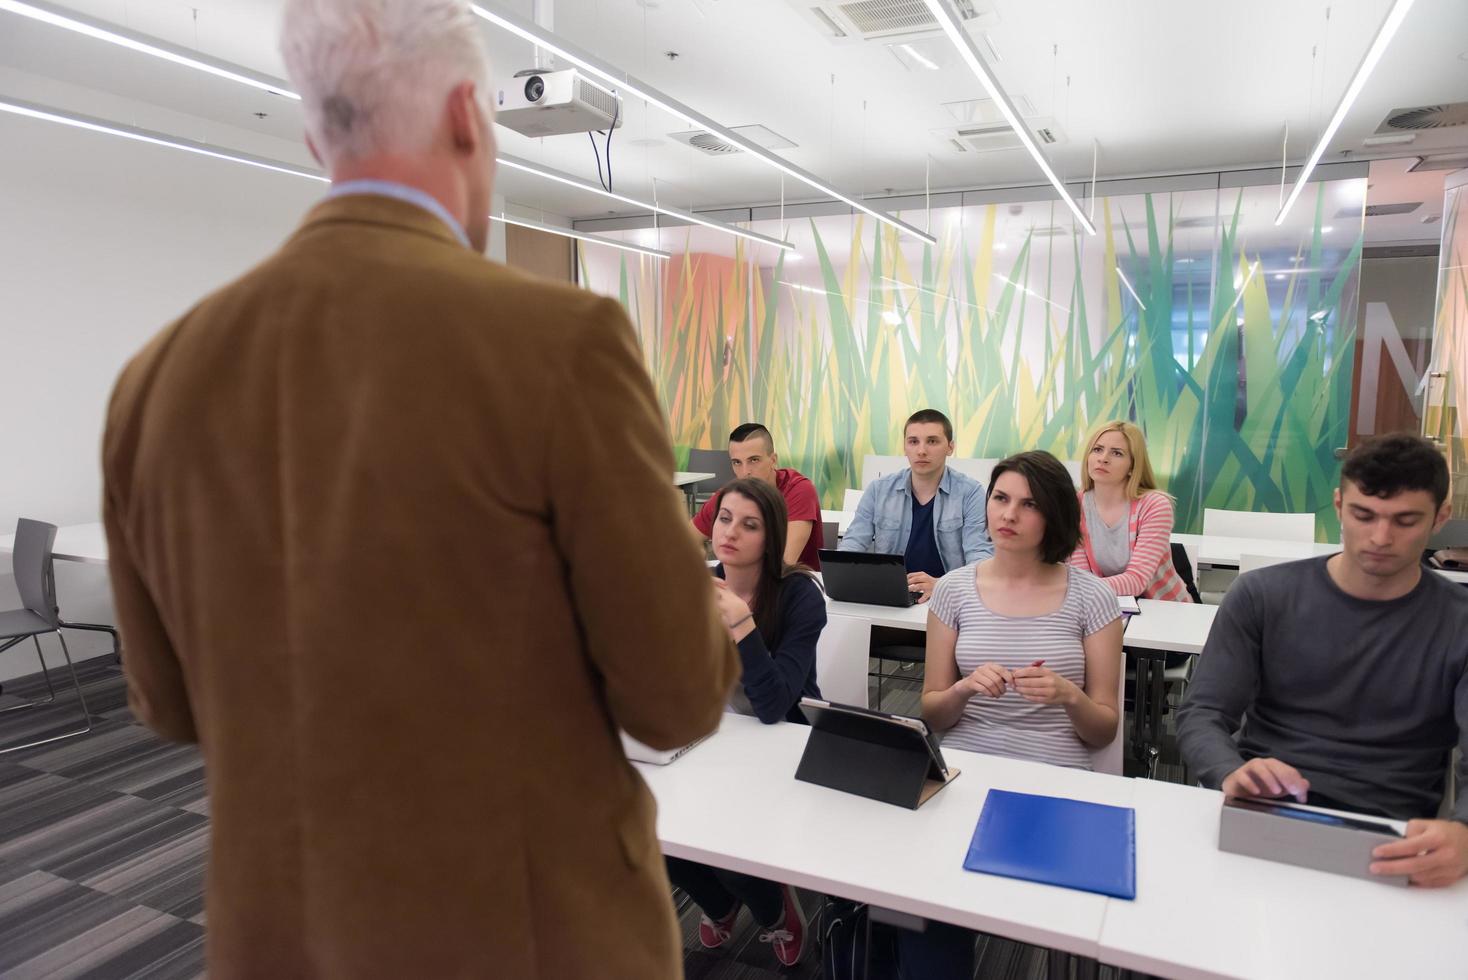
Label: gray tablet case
xmin=1218 ymin=799 xmax=1409 ymax=887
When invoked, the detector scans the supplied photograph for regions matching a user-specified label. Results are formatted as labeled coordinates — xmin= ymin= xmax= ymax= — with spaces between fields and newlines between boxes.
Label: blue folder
xmin=963 ymin=789 xmax=1136 ymax=900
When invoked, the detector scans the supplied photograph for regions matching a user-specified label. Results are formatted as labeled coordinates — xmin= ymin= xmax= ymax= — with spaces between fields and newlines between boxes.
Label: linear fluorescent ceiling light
xmin=0 ymin=97 xmax=765 ymax=258
xmin=470 ymin=1 xmax=936 ymax=246
xmin=0 ymin=0 xmax=299 ymax=99
xmin=0 ymin=97 xmax=326 ymax=181
xmin=880 ymin=275 xmax=994 ymax=317
xmin=778 ymin=280 xmax=836 ymax=297
xmin=492 ymin=212 xmax=671 ymax=259
xmin=993 ymin=273 xmax=1070 ymax=314
xmin=1115 ymin=267 xmax=1147 ymax=311
xmin=498 ymin=155 xmax=793 ymax=251
xmin=920 ymin=0 xmax=1095 ymax=236
xmin=0 ymin=95 xmax=689 ymax=263
xmin=0 ymin=3 xmax=786 ymax=253
xmin=899 ymin=43 xmax=940 ymax=70
xmin=1274 ymin=0 xmax=1416 ymax=225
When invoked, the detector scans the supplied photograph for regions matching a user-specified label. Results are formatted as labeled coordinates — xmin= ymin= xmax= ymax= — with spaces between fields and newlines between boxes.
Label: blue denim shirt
xmin=838 ymin=466 xmax=993 ymax=572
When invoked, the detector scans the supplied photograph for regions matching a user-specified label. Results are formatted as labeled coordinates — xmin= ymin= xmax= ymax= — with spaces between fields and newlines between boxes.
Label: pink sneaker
xmin=758 ymin=884 xmax=808 ymax=967
xmin=698 ymin=902 xmax=740 ymax=949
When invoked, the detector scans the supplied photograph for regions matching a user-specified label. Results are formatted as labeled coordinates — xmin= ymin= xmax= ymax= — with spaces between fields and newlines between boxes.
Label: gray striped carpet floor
xmin=0 ymin=657 xmax=1156 ymax=979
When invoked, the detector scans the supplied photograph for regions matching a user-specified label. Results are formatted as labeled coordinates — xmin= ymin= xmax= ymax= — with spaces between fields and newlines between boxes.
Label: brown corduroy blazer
xmin=101 ymin=195 xmax=738 ymax=978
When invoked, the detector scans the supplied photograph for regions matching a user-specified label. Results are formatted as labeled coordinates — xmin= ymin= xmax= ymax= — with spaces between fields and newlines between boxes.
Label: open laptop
xmin=619 ymin=730 xmax=712 ymax=766
xmin=819 ymin=549 xmax=922 ymax=607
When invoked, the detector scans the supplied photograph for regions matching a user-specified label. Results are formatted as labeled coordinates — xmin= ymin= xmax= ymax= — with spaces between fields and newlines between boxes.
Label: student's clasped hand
xmin=1370 ymin=819 xmax=1468 ymax=888
xmin=1010 ymin=665 xmax=1078 ymax=705
xmin=961 ymin=663 xmax=1012 ymax=698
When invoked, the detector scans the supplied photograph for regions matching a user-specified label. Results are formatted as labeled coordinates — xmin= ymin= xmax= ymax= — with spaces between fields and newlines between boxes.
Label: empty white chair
xmin=947 ymin=457 xmax=998 ymax=483
xmin=859 ymin=454 xmax=908 ymax=488
xmin=815 ymin=614 xmax=871 ymax=708
xmin=842 ymin=487 xmax=865 ymax=512
xmin=1059 ymin=460 xmax=1084 ymax=486
xmin=1203 ymin=508 xmax=1315 ymax=542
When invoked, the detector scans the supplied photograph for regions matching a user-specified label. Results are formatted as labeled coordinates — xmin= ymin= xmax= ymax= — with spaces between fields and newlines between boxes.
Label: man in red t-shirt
xmin=692 ymin=423 xmax=824 ymax=570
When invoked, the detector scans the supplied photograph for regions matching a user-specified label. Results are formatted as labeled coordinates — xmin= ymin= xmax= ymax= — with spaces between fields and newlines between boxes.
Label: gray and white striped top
xmin=929 ymin=562 xmax=1120 ymax=770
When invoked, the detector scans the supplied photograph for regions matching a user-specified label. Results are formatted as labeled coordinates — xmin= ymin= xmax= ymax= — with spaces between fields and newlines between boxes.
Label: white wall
xmin=0 ymin=87 xmax=520 ymax=682
xmin=0 ymin=113 xmax=321 ymax=675
xmin=0 ymin=113 xmax=323 ymax=530
xmin=0 ymin=113 xmax=510 ymax=679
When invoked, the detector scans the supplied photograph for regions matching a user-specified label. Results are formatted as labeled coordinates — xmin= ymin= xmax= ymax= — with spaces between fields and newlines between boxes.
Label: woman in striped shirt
xmin=921 ymin=451 xmax=1123 ymax=769
xmin=1069 ymin=419 xmax=1194 ymax=603
xmin=907 ymin=452 xmax=1123 ymax=979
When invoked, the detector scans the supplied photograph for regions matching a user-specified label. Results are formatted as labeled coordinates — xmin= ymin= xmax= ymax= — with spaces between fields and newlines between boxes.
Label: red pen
xmin=1030 ymin=659 xmax=1046 ymax=668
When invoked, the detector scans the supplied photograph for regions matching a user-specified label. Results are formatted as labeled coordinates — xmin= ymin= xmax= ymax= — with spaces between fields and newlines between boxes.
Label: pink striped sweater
xmin=1068 ymin=490 xmax=1193 ymax=602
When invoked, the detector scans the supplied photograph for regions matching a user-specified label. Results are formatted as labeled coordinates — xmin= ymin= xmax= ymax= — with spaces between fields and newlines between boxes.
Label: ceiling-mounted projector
xmin=495 ymin=68 xmax=622 ymax=138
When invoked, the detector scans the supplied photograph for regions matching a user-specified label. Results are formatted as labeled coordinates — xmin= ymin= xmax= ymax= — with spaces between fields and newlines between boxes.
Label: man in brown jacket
xmin=101 ymin=0 xmax=737 ymax=975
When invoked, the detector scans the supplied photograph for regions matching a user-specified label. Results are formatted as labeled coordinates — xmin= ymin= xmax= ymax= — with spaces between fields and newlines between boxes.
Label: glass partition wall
xmin=579 ymin=170 xmax=1367 ymax=540
xmin=1426 ymin=171 xmax=1468 ymax=518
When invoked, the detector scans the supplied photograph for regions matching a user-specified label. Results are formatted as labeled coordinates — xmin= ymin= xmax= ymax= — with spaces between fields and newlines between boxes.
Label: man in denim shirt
xmin=839 ymin=409 xmax=993 ymax=602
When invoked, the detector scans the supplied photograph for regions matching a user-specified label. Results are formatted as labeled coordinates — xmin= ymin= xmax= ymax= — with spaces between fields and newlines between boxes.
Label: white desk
xmin=1174 ymin=534 xmax=1465 ymax=586
xmin=1098 ymin=778 xmax=1466 ymax=979
xmin=1121 ymin=599 xmax=1218 ymax=771
xmin=1122 ymin=599 xmax=1217 ymax=656
xmin=643 ymin=715 xmax=1468 ymax=979
xmin=1437 ymin=566 xmax=1468 ymax=585
xmin=0 ymin=522 xmax=109 ymax=565
xmin=639 ymin=712 xmax=1135 ymax=957
xmin=826 ymin=598 xmax=929 ymax=632
xmin=1171 ymin=532 xmax=1337 ymax=567
xmin=674 ymin=471 xmax=716 ymax=515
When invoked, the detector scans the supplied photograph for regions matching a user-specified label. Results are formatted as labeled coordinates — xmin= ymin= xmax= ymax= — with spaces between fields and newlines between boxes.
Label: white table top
xmin=826 ymin=597 xmax=930 ymax=631
xmin=673 ymin=471 xmax=717 ymax=488
xmin=1176 ymin=534 xmax=1464 ymax=586
xmin=638 ymin=712 xmax=1135 ymax=957
xmin=1098 ymin=778 xmax=1466 ymax=980
xmin=1171 ymin=532 xmax=1338 ymax=567
xmin=1437 ymin=566 xmax=1468 ymax=585
xmin=0 ymin=521 xmax=109 ymax=565
xmin=1122 ymin=599 xmax=1218 ymax=656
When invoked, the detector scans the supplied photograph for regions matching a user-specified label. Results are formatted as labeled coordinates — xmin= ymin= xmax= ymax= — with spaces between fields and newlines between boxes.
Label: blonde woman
xmin=1069 ymin=420 xmax=1194 ymax=602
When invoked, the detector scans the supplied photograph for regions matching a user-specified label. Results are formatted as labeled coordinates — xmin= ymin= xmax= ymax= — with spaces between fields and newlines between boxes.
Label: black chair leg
xmin=59 ymin=621 xmax=120 ymax=665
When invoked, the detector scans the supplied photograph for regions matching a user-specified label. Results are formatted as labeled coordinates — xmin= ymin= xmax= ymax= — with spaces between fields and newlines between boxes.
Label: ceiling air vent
xmin=673 ymin=131 xmax=741 ymax=154
xmin=943 ymin=117 xmax=1062 ymax=153
xmin=810 ymin=6 xmax=848 ymax=36
xmin=792 ymin=0 xmax=988 ymax=43
xmin=1377 ymin=102 xmax=1468 ymax=132
xmin=1346 ymin=202 xmax=1422 ymax=218
xmin=668 ymin=124 xmax=797 ymax=156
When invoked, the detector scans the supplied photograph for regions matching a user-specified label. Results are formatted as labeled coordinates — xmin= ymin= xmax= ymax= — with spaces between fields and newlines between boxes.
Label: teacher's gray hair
xmin=280 ymin=0 xmax=492 ymax=166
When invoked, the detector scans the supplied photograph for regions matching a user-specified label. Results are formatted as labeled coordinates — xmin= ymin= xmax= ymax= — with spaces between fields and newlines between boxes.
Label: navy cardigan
xmin=715 ymin=568 xmax=826 ymax=724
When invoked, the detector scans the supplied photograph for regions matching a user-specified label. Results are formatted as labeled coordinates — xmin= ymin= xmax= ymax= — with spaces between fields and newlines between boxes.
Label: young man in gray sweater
xmin=1178 ymin=434 xmax=1468 ymax=888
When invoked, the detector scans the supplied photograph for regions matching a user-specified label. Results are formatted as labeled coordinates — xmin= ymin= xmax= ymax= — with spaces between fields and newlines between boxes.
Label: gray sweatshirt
xmin=1177 ymin=556 xmax=1468 ymax=821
